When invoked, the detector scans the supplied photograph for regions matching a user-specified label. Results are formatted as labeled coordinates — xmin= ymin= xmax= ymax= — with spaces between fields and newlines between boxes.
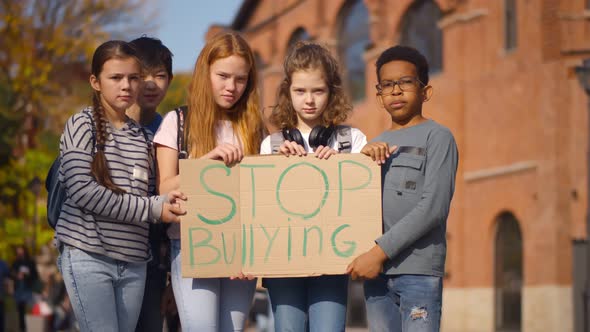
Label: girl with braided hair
xmin=55 ymin=40 xmax=186 ymax=332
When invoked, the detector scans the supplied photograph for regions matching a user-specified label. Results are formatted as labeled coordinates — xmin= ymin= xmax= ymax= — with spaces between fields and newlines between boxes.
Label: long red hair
xmin=185 ymin=32 xmax=262 ymax=157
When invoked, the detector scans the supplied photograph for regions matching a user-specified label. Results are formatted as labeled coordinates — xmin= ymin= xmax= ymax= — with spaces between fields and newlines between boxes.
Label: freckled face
xmin=209 ymin=55 xmax=250 ymax=110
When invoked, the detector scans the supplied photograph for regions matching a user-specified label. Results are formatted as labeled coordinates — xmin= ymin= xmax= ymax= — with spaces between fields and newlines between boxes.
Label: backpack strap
xmin=269 ymin=132 xmax=285 ymax=154
xmin=335 ymin=125 xmax=352 ymax=153
xmin=139 ymin=127 xmax=151 ymax=148
xmin=176 ymin=106 xmax=188 ymax=159
xmin=84 ymin=109 xmax=97 ymax=155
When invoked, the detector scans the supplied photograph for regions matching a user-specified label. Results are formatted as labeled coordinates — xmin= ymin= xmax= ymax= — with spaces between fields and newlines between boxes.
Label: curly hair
xmin=269 ymin=42 xmax=351 ymax=129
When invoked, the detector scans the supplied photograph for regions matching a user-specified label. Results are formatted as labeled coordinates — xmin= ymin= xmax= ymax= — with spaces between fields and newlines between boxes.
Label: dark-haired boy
xmin=126 ymin=36 xmax=174 ymax=332
xmin=127 ymin=36 xmax=173 ymax=133
xmin=347 ymin=45 xmax=458 ymax=332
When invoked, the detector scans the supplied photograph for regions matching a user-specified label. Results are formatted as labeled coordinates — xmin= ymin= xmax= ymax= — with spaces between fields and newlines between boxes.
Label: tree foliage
xmin=0 ymin=0 xmax=158 ymax=257
xmin=159 ymin=73 xmax=191 ymax=114
xmin=0 ymin=0 xmax=157 ymax=160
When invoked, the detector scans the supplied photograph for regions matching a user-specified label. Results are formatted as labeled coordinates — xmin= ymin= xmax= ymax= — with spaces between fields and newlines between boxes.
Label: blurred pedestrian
xmin=0 ymin=256 xmax=10 ymax=332
xmin=11 ymin=245 xmax=40 ymax=332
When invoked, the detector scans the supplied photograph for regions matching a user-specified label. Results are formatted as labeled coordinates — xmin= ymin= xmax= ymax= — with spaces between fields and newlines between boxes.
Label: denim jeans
xmin=58 ymin=245 xmax=147 ymax=332
xmin=170 ymin=239 xmax=256 ymax=332
xmin=364 ymin=274 xmax=442 ymax=332
xmin=264 ymin=275 xmax=349 ymax=332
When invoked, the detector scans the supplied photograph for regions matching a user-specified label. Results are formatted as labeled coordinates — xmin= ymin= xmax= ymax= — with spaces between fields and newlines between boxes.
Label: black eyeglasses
xmin=376 ymin=76 xmax=424 ymax=95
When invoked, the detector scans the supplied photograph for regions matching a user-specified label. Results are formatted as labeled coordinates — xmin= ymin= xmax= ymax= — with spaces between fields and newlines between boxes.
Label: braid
xmin=90 ymin=92 xmax=125 ymax=194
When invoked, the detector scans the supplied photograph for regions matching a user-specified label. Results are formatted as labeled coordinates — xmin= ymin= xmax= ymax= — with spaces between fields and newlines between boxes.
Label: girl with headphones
xmin=259 ymin=42 xmax=367 ymax=331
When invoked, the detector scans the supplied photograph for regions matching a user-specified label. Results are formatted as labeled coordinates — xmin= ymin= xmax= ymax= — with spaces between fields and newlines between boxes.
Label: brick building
xmin=208 ymin=0 xmax=590 ymax=331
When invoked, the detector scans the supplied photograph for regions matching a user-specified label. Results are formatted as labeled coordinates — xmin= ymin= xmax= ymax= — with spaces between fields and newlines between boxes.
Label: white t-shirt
xmin=153 ymin=110 xmax=242 ymax=239
xmin=259 ymin=127 xmax=367 ymax=155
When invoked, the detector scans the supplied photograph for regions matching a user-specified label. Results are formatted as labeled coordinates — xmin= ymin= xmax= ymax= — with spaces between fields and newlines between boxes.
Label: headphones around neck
xmin=282 ymin=125 xmax=336 ymax=149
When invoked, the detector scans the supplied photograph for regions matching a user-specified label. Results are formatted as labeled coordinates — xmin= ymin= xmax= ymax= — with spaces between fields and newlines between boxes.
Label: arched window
xmin=399 ymin=0 xmax=443 ymax=73
xmin=494 ymin=212 xmax=523 ymax=332
xmin=504 ymin=0 xmax=517 ymax=50
xmin=338 ymin=0 xmax=370 ymax=102
xmin=287 ymin=27 xmax=311 ymax=52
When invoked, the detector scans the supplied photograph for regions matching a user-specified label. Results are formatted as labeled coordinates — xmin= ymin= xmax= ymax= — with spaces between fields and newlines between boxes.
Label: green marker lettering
xmin=260 ymin=224 xmax=280 ymax=262
xmin=240 ymin=164 xmax=275 ymax=218
xmin=303 ymin=226 xmax=323 ymax=256
xmin=198 ymin=164 xmax=236 ymax=225
xmin=288 ymin=225 xmax=292 ymax=261
xmin=188 ymin=227 xmax=220 ymax=266
xmin=249 ymin=224 xmax=254 ymax=266
xmin=242 ymin=224 xmax=246 ymax=265
xmin=221 ymin=232 xmax=236 ymax=264
xmin=338 ymin=160 xmax=372 ymax=216
xmin=331 ymin=224 xmax=357 ymax=257
xmin=276 ymin=162 xmax=329 ymax=219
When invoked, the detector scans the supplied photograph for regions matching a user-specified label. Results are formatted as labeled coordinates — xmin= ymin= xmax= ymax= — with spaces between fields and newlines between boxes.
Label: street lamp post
xmin=28 ymin=176 xmax=41 ymax=254
xmin=575 ymin=58 xmax=590 ymax=332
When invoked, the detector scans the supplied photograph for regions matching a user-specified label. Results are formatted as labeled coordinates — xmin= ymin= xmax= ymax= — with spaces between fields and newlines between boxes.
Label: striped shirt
xmin=56 ymin=107 xmax=165 ymax=263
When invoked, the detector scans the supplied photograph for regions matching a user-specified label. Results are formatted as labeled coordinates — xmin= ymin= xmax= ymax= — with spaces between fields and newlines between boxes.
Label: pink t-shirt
xmin=153 ymin=110 xmax=242 ymax=239
xmin=154 ymin=110 xmax=241 ymax=152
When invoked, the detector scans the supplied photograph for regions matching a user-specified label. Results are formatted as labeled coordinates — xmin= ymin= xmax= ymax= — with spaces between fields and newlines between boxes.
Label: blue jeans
xmin=170 ymin=239 xmax=256 ymax=332
xmin=364 ymin=274 xmax=443 ymax=332
xmin=264 ymin=275 xmax=349 ymax=332
xmin=58 ymin=245 xmax=146 ymax=332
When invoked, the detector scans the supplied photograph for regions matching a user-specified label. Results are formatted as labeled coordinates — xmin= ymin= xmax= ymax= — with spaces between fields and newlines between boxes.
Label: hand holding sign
xmin=361 ymin=142 xmax=398 ymax=165
xmin=202 ymin=143 xmax=244 ymax=166
xmin=161 ymin=190 xmax=187 ymax=223
xmin=313 ymin=145 xmax=338 ymax=160
xmin=180 ymin=154 xmax=382 ymax=278
xmin=346 ymin=244 xmax=388 ymax=280
xmin=279 ymin=140 xmax=307 ymax=156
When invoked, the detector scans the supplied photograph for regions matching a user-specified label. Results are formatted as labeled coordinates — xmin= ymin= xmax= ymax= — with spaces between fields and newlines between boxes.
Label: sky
xmin=155 ymin=0 xmax=244 ymax=74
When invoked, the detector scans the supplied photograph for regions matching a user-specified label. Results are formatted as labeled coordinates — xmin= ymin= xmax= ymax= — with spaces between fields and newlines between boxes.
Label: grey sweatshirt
xmin=373 ymin=119 xmax=458 ymax=277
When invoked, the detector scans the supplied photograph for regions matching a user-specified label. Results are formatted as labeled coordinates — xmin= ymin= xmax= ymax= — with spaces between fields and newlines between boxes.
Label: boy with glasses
xmin=347 ymin=45 xmax=458 ymax=332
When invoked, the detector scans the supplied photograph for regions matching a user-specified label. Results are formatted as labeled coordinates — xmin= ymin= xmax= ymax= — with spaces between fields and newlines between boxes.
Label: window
xmin=504 ymin=0 xmax=517 ymax=50
xmin=338 ymin=0 xmax=370 ymax=102
xmin=399 ymin=0 xmax=443 ymax=73
xmin=494 ymin=212 xmax=522 ymax=332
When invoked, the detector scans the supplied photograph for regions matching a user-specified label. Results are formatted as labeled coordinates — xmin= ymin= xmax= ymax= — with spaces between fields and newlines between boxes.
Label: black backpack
xmin=45 ymin=111 xmax=96 ymax=229
xmin=175 ymin=106 xmax=188 ymax=159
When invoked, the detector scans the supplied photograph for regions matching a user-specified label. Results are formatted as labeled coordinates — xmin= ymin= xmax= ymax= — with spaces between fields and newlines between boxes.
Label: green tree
xmin=0 ymin=0 xmax=158 ymax=257
xmin=0 ymin=148 xmax=53 ymax=257
xmin=159 ymin=73 xmax=191 ymax=114
xmin=0 ymin=0 xmax=157 ymax=162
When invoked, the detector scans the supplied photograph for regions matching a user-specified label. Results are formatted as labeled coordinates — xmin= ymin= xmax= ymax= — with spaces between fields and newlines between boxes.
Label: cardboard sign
xmin=179 ymin=154 xmax=382 ymax=278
